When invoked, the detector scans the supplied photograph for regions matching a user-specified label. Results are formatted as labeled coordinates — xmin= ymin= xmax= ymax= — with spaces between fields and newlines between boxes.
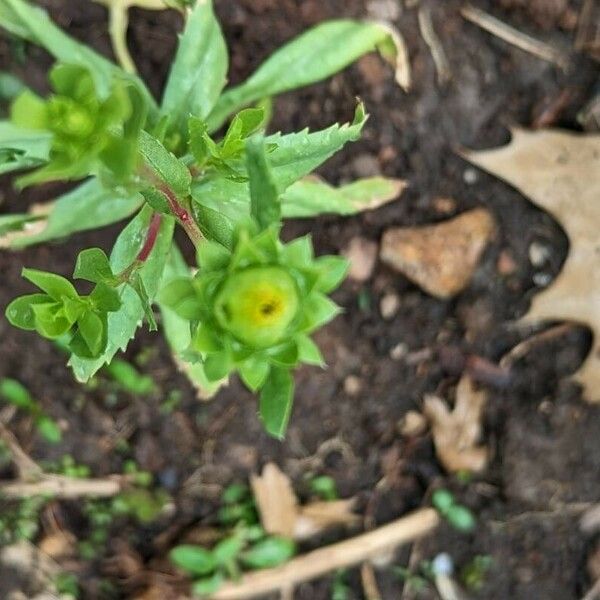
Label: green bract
xmin=0 ymin=0 xmax=402 ymax=438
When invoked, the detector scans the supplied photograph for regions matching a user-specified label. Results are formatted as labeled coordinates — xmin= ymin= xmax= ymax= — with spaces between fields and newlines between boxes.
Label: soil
xmin=0 ymin=0 xmax=599 ymax=599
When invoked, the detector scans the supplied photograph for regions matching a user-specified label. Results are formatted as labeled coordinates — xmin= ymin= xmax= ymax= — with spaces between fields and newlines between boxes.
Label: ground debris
xmin=380 ymin=208 xmax=495 ymax=299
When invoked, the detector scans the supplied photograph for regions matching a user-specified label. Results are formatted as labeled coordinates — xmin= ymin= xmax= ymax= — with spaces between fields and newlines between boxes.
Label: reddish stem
xmin=160 ymin=186 xmax=203 ymax=246
xmin=137 ymin=212 xmax=162 ymax=262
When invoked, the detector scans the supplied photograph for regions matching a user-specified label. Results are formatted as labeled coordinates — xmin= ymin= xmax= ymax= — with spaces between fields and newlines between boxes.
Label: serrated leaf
xmin=161 ymin=0 xmax=227 ymax=132
xmin=1 ymin=179 xmax=142 ymax=249
xmin=247 ymin=135 xmax=280 ymax=230
xmin=74 ymin=248 xmax=114 ymax=283
xmin=68 ymin=207 xmax=174 ymax=382
xmin=0 ymin=0 xmax=157 ymax=109
xmin=139 ymin=130 xmax=191 ymax=198
xmin=259 ymin=367 xmax=294 ymax=439
xmin=207 ymin=20 xmax=401 ymax=130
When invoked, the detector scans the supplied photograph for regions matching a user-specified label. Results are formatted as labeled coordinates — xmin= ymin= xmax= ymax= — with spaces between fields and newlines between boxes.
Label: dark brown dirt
xmin=1 ymin=0 xmax=599 ymax=599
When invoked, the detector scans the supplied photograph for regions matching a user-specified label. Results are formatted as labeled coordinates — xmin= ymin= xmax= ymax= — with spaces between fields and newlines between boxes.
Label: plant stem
xmin=137 ymin=212 xmax=162 ymax=262
xmin=159 ymin=185 xmax=203 ymax=247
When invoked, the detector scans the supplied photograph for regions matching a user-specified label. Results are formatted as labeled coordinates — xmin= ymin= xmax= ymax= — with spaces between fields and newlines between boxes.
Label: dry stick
xmin=211 ymin=508 xmax=440 ymax=600
xmin=460 ymin=4 xmax=570 ymax=70
xmin=0 ymin=421 xmax=42 ymax=480
xmin=581 ymin=578 xmax=600 ymax=600
xmin=361 ymin=563 xmax=383 ymax=600
xmin=418 ymin=5 xmax=451 ymax=85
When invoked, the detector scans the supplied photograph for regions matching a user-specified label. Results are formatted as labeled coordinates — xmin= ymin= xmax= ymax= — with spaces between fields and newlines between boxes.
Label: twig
xmin=582 ymin=578 xmax=600 ymax=600
xmin=0 ymin=421 xmax=42 ymax=480
xmin=210 ymin=508 xmax=440 ymax=600
xmin=0 ymin=475 xmax=123 ymax=499
xmin=460 ymin=4 xmax=570 ymax=70
xmin=361 ymin=562 xmax=383 ymax=600
xmin=418 ymin=6 xmax=451 ymax=85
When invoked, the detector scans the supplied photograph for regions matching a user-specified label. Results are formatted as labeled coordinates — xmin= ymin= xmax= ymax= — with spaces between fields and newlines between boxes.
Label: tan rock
xmin=380 ymin=208 xmax=495 ymax=298
xmin=343 ymin=237 xmax=379 ymax=282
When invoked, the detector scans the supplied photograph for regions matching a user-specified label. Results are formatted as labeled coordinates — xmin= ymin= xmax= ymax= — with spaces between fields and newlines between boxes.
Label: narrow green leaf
xmin=246 ymin=135 xmax=280 ymax=230
xmin=68 ymin=207 xmax=174 ymax=382
xmin=103 ymin=358 xmax=156 ymax=395
xmin=22 ymin=268 xmax=78 ymax=301
xmin=192 ymin=202 xmax=235 ymax=249
xmin=282 ymin=175 xmax=405 ymax=218
xmin=6 ymin=180 xmax=143 ymax=249
xmin=139 ymin=130 xmax=191 ymax=198
xmin=129 ymin=273 xmax=157 ymax=331
xmin=207 ymin=20 xmax=394 ymax=130
xmin=259 ymin=367 xmax=294 ymax=439
xmin=161 ymin=0 xmax=227 ymax=129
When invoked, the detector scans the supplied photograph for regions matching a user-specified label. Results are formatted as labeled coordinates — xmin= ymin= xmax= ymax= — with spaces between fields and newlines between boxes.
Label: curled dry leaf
xmin=424 ymin=375 xmax=488 ymax=473
xmin=370 ymin=21 xmax=412 ymax=92
xmin=380 ymin=208 xmax=496 ymax=299
xmin=463 ymin=128 xmax=600 ymax=401
xmin=251 ymin=463 xmax=358 ymax=541
xmin=0 ymin=202 xmax=53 ymax=249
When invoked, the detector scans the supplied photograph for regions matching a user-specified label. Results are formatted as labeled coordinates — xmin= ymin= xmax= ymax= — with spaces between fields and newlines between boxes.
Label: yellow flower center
xmin=215 ymin=267 xmax=299 ymax=348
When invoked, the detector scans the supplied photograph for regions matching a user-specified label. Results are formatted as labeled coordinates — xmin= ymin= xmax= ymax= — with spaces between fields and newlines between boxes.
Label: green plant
xmin=1 ymin=0 xmax=402 ymax=438
xmin=171 ymin=528 xmax=295 ymax=597
xmin=0 ymin=495 xmax=47 ymax=545
xmin=392 ymin=565 xmax=430 ymax=595
xmin=0 ymin=378 xmax=62 ymax=443
xmin=43 ymin=454 xmax=91 ymax=478
xmin=431 ymin=489 xmax=476 ymax=532
xmin=309 ymin=475 xmax=339 ymax=501
xmin=460 ymin=554 xmax=493 ymax=591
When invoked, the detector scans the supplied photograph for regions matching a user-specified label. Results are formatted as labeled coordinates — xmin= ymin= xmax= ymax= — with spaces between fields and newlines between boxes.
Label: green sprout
xmin=431 ymin=489 xmax=476 ymax=532
xmin=1 ymin=0 xmax=403 ymax=437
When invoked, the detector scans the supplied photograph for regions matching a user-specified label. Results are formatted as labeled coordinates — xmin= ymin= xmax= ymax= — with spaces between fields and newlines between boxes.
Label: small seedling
xmin=0 ymin=378 xmax=62 ymax=444
xmin=392 ymin=565 xmax=430 ymax=595
xmin=431 ymin=489 xmax=476 ymax=532
xmin=1 ymin=0 xmax=402 ymax=439
xmin=44 ymin=454 xmax=91 ymax=479
xmin=103 ymin=358 xmax=156 ymax=395
xmin=460 ymin=554 xmax=493 ymax=591
xmin=331 ymin=569 xmax=352 ymax=600
xmin=53 ymin=572 xmax=80 ymax=599
xmin=171 ymin=529 xmax=295 ymax=597
xmin=309 ymin=475 xmax=339 ymax=501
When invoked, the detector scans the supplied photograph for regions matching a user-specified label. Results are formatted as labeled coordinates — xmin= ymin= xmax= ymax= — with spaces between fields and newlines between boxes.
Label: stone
xmin=380 ymin=208 xmax=495 ymax=298
xmin=342 ymin=237 xmax=379 ymax=282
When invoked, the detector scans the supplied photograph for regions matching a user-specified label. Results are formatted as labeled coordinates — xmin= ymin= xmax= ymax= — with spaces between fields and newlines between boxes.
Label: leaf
xmin=463 ymin=128 xmax=600 ymax=400
xmin=22 ymin=268 xmax=78 ymax=301
xmin=207 ymin=20 xmax=410 ymax=131
xmin=282 ymin=175 xmax=406 ymax=218
xmin=0 ymin=213 xmax=44 ymax=237
xmin=192 ymin=572 xmax=224 ymax=597
xmin=103 ymin=358 xmax=156 ymax=395
xmin=73 ymin=248 xmax=114 ymax=284
xmin=68 ymin=207 xmax=174 ymax=382
xmin=0 ymin=0 xmax=156 ymax=109
xmin=4 ymin=293 xmax=49 ymax=330
xmin=157 ymin=244 xmax=226 ymax=399
xmin=35 ymin=415 xmax=62 ymax=444
xmin=246 ymin=135 xmax=280 ymax=230
xmin=169 ymin=545 xmax=217 ymax=576
xmin=423 ymin=375 xmax=488 ymax=473
xmin=259 ymin=367 xmax=294 ymax=439
xmin=189 ymin=107 xmax=369 ymax=222
xmin=250 ymin=463 xmax=298 ymax=538
xmin=0 ymin=120 xmax=51 ymax=175
xmin=0 ymin=180 xmax=143 ymax=249
xmin=0 ymin=378 xmax=35 ymax=410
xmin=241 ymin=537 xmax=295 ymax=569
xmin=161 ymin=0 xmax=227 ymax=130
xmin=139 ymin=130 xmax=191 ymax=198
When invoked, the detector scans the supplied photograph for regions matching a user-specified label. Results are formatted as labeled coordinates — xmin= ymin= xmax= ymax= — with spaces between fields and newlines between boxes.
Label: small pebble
xmin=390 ymin=342 xmax=408 ymax=360
xmin=533 ymin=272 xmax=552 ymax=286
xmin=351 ymin=153 xmax=381 ymax=178
xmin=463 ymin=168 xmax=478 ymax=184
xmin=367 ymin=0 xmax=401 ymax=20
xmin=497 ymin=249 xmax=517 ymax=275
xmin=380 ymin=293 xmax=400 ymax=319
xmin=398 ymin=410 xmax=427 ymax=437
xmin=344 ymin=375 xmax=362 ymax=396
xmin=529 ymin=241 xmax=551 ymax=266
xmin=342 ymin=237 xmax=379 ymax=282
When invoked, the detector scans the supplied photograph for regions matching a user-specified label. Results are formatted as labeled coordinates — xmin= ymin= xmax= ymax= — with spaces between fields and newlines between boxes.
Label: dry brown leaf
xmin=380 ymin=208 xmax=496 ymax=298
xmin=0 ymin=202 xmax=53 ymax=249
xmin=251 ymin=463 xmax=358 ymax=541
xmin=463 ymin=128 xmax=600 ymax=401
xmin=38 ymin=531 xmax=76 ymax=560
xmin=251 ymin=463 xmax=298 ymax=538
xmin=424 ymin=375 xmax=488 ymax=473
